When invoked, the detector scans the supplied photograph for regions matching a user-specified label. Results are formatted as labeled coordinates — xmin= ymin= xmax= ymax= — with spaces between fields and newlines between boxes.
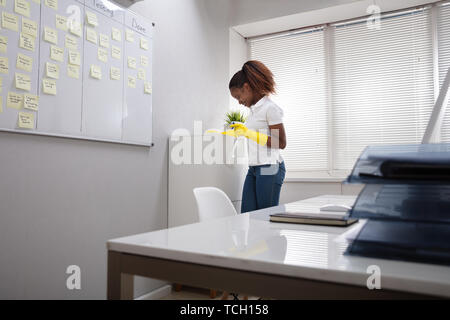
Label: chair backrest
xmin=193 ymin=187 xmax=238 ymax=222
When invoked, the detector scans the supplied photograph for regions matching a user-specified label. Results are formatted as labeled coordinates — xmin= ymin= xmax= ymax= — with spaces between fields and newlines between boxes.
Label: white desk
xmin=107 ymin=195 xmax=450 ymax=299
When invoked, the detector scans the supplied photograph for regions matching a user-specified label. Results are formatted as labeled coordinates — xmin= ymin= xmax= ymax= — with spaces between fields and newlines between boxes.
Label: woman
xmin=228 ymin=60 xmax=287 ymax=214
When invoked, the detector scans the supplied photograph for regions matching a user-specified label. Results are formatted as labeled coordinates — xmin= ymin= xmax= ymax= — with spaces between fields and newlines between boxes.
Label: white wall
xmin=0 ymin=0 xmax=233 ymax=299
xmin=229 ymin=28 xmax=248 ymax=111
xmin=230 ymin=0 xmax=357 ymax=27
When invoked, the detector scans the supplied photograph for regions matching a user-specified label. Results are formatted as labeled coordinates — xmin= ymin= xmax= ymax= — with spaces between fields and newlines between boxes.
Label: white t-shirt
xmin=244 ymin=96 xmax=284 ymax=166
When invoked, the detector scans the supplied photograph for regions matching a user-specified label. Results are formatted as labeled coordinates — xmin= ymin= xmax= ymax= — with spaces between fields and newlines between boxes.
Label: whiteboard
xmin=0 ymin=0 xmax=40 ymax=131
xmin=122 ymin=10 xmax=152 ymax=143
xmin=38 ymin=0 xmax=84 ymax=135
xmin=82 ymin=0 xmax=124 ymax=140
xmin=0 ymin=0 xmax=154 ymax=146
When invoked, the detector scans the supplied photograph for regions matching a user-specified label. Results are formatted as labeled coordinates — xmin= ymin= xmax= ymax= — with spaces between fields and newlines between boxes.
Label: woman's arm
xmin=267 ymin=123 xmax=287 ymax=149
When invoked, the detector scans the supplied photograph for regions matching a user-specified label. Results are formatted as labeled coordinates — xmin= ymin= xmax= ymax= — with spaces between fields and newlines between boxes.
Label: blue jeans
xmin=241 ymin=162 xmax=286 ymax=213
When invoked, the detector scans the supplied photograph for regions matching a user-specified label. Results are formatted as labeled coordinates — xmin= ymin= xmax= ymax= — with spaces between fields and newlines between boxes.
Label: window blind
xmin=248 ymin=6 xmax=439 ymax=176
xmin=332 ymin=8 xmax=435 ymax=171
xmin=249 ymin=29 xmax=329 ymax=172
xmin=438 ymin=2 xmax=450 ymax=142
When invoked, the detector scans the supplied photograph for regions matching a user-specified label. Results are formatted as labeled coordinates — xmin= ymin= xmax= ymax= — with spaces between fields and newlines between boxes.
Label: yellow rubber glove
xmin=230 ymin=123 xmax=268 ymax=146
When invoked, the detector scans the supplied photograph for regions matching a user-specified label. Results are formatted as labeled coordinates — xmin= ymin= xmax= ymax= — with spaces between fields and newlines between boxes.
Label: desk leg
xmin=107 ymin=251 xmax=134 ymax=300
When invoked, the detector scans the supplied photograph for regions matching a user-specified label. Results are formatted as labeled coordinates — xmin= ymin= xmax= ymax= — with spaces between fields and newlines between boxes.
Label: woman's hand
xmin=229 ymin=123 xmax=249 ymax=137
xmin=267 ymin=123 xmax=287 ymax=149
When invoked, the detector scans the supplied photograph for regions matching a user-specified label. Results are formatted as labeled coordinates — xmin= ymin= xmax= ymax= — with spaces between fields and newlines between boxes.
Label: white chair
xmin=191 ymin=187 xmax=247 ymax=300
xmin=193 ymin=187 xmax=237 ymax=222
xmin=175 ymin=187 xmax=236 ymax=298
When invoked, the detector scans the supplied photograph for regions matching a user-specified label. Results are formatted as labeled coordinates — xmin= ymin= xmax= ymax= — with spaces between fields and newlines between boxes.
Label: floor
xmin=159 ymin=285 xmax=260 ymax=300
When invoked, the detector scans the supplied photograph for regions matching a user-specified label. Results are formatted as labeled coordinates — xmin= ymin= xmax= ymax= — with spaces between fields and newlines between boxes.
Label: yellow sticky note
xmin=137 ymin=68 xmax=145 ymax=80
xmin=16 ymin=53 xmax=33 ymax=72
xmin=55 ymin=14 xmax=68 ymax=31
xmin=18 ymin=112 xmax=34 ymax=129
xmin=67 ymin=64 xmax=79 ymax=79
xmin=22 ymin=18 xmax=38 ymax=38
xmin=127 ymin=56 xmax=136 ymax=69
xmin=23 ymin=93 xmax=38 ymax=111
xmin=46 ymin=62 xmax=59 ymax=79
xmin=19 ymin=33 xmax=35 ymax=52
xmin=111 ymin=27 xmax=121 ymax=42
xmin=42 ymin=78 xmax=56 ymax=95
xmin=15 ymin=72 xmax=31 ymax=91
xmin=98 ymin=48 xmax=108 ymax=63
xmin=44 ymin=26 xmax=58 ymax=45
xmin=45 ymin=0 xmax=57 ymax=10
xmin=140 ymin=37 xmax=148 ymax=51
xmin=65 ymin=34 xmax=78 ymax=50
xmin=0 ymin=35 xmax=7 ymax=53
xmin=125 ymin=29 xmax=134 ymax=42
xmin=2 ymin=12 xmax=19 ymax=32
xmin=0 ymin=57 xmax=8 ymax=74
xmin=141 ymin=55 xmax=149 ymax=67
xmin=144 ymin=82 xmax=152 ymax=94
xmin=111 ymin=45 xmax=121 ymax=60
xmin=7 ymin=92 xmax=23 ymax=109
xmin=68 ymin=50 xmax=80 ymax=66
xmin=85 ymin=11 xmax=98 ymax=27
xmin=99 ymin=33 xmax=109 ymax=48
xmin=86 ymin=27 xmax=97 ymax=44
xmin=50 ymin=45 xmax=64 ymax=62
xmin=127 ymin=76 xmax=136 ymax=88
xmin=90 ymin=65 xmax=101 ymax=80
xmin=15 ymin=0 xmax=30 ymax=18
xmin=110 ymin=67 xmax=120 ymax=80
xmin=69 ymin=21 xmax=81 ymax=37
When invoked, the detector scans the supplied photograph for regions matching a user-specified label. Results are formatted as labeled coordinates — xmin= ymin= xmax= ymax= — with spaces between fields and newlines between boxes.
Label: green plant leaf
xmin=225 ymin=111 xmax=247 ymax=125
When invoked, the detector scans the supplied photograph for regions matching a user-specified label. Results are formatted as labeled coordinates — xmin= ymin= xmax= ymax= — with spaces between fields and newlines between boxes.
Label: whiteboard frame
xmin=0 ymin=0 xmax=155 ymax=148
xmin=0 ymin=127 xmax=154 ymax=147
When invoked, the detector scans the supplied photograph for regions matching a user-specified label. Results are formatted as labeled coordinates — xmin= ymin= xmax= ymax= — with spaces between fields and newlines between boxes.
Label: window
xmin=332 ymin=9 xmax=434 ymax=171
xmin=249 ymin=29 xmax=328 ymax=172
xmin=249 ymin=4 xmax=446 ymax=177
